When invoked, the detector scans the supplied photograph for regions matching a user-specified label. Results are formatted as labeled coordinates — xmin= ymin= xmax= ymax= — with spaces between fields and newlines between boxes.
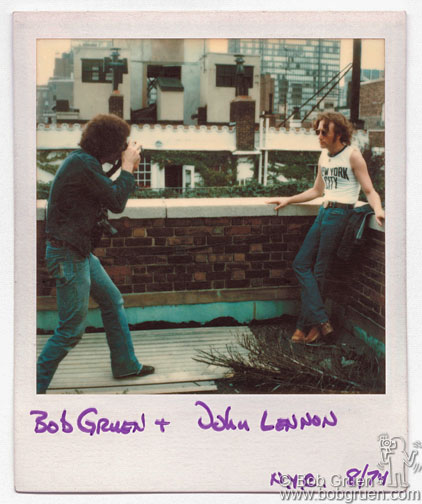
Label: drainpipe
xmin=350 ymin=39 xmax=363 ymax=128
xmin=263 ymin=117 xmax=269 ymax=186
xmin=258 ymin=115 xmax=264 ymax=184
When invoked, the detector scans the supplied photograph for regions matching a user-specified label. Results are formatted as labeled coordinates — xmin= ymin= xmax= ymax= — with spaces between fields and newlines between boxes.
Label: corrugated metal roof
xmin=37 ymin=326 xmax=252 ymax=394
xmin=156 ymin=77 xmax=184 ymax=91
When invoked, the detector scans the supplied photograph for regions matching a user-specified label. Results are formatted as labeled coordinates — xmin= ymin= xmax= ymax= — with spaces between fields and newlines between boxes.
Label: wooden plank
xmin=47 ymin=380 xmax=218 ymax=395
xmin=37 ymin=326 xmax=252 ymax=393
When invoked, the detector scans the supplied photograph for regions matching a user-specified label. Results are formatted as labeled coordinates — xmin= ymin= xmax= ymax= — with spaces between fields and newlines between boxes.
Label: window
xmin=147 ymin=65 xmax=181 ymax=79
xmin=291 ymin=83 xmax=302 ymax=106
xmin=147 ymin=65 xmax=181 ymax=104
xmin=215 ymin=64 xmax=254 ymax=88
xmin=81 ymin=59 xmax=112 ymax=83
xmin=133 ymin=155 xmax=151 ymax=188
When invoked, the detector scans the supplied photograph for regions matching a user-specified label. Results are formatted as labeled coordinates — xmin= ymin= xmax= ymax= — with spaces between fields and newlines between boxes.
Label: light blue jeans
xmin=37 ymin=243 xmax=142 ymax=394
xmin=293 ymin=206 xmax=351 ymax=331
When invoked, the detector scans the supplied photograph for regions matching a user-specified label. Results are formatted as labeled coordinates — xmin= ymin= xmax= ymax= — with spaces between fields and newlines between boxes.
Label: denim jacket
xmin=46 ymin=149 xmax=135 ymax=257
xmin=336 ymin=204 xmax=375 ymax=262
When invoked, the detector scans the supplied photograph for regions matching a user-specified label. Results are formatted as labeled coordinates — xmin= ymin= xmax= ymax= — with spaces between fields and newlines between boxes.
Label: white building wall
xmin=124 ymin=40 xmax=146 ymax=112
xmin=151 ymin=163 xmax=164 ymax=189
xmin=183 ymin=39 xmax=206 ymax=62
xmin=155 ymin=164 xmax=166 ymax=189
xmin=129 ymin=60 xmax=144 ymax=112
xmin=37 ymin=123 xmax=368 ymax=153
xmin=201 ymin=53 xmax=261 ymax=124
xmin=236 ymin=157 xmax=255 ymax=184
xmin=182 ymin=63 xmax=201 ymax=125
xmin=157 ymin=88 xmax=184 ymax=122
xmin=72 ymin=45 xmax=131 ymax=120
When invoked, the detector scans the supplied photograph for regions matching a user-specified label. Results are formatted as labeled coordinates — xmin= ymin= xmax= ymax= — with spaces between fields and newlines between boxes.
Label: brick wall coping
xmin=36 ymin=197 xmax=384 ymax=232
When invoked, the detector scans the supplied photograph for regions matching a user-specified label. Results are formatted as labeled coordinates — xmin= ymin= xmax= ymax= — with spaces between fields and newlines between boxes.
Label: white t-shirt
xmin=320 ymin=145 xmax=361 ymax=205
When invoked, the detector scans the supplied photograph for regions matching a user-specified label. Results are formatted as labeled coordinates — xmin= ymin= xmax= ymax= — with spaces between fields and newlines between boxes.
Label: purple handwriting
xmin=30 ymin=408 xmax=169 ymax=436
xmin=270 ymin=468 xmax=389 ymax=489
xmin=346 ymin=465 xmax=389 ymax=488
xmin=270 ymin=472 xmax=326 ymax=489
xmin=30 ymin=404 xmax=338 ymax=435
xmin=194 ymin=401 xmax=337 ymax=433
xmin=195 ymin=400 xmax=251 ymax=431
xmin=260 ymin=409 xmax=338 ymax=432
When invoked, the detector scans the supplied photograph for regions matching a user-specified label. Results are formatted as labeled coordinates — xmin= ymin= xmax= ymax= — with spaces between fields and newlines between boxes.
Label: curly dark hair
xmin=313 ymin=112 xmax=354 ymax=145
xmin=79 ymin=114 xmax=130 ymax=161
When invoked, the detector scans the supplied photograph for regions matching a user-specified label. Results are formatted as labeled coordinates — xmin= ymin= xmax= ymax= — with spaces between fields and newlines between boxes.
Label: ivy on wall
xmin=133 ymin=180 xmax=312 ymax=199
xmin=37 ymin=150 xmax=71 ymax=175
xmin=146 ymin=150 xmax=238 ymax=187
xmin=267 ymin=150 xmax=320 ymax=183
xmin=362 ymin=148 xmax=385 ymax=203
xmin=35 ymin=146 xmax=384 ymax=202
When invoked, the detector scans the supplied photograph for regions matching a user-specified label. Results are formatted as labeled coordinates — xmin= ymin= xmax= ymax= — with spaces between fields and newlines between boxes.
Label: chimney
xmin=104 ymin=48 xmax=128 ymax=119
xmin=109 ymin=90 xmax=124 ymax=118
xmin=230 ymin=55 xmax=255 ymax=151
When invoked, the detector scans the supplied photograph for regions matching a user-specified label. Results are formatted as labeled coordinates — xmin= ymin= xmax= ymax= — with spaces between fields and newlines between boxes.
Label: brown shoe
xmin=305 ymin=325 xmax=321 ymax=343
xmin=306 ymin=321 xmax=335 ymax=345
xmin=291 ymin=328 xmax=306 ymax=343
xmin=320 ymin=321 xmax=334 ymax=337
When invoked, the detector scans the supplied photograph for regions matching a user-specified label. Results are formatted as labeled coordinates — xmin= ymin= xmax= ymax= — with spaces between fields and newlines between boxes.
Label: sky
xmin=36 ymin=38 xmax=385 ymax=86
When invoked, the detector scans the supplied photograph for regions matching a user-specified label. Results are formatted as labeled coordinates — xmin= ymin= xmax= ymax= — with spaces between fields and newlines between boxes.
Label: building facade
xmin=199 ymin=52 xmax=261 ymax=124
xmin=228 ymin=39 xmax=341 ymax=120
xmin=339 ymin=68 xmax=385 ymax=110
xmin=359 ymin=79 xmax=385 ymax=148
xmin=37 ymin=40 xmax=269 ymax=126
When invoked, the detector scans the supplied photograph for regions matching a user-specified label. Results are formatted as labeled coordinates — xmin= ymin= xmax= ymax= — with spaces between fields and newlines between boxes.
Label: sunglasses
xmin=315 ymin=129 xmax=328 ymax=137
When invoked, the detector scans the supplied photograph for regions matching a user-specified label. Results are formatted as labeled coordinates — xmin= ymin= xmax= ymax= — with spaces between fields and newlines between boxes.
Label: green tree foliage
xmin=37 ymin=179 xmax=313 ymax=200
xmin=268 ymin=150 xmax=320 ymax=183
xmin=37 ymin=181 xmax=53 ymax=199
xmin=36 ymin=148 xmax=384 ymax=203
xmin=37 ymin=150 xmax=69 ymax=175
xmin=134 ymin=179 xmax=312 ymax=199
xmin=361 ymin=148 xmax=385 ymax=203
xmin=148 ymin=150 xmax=237 ymax=187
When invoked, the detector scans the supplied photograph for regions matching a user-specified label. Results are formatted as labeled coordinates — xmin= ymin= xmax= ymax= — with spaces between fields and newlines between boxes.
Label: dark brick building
xmin=360 ymin=79 xmax=385 ymax=148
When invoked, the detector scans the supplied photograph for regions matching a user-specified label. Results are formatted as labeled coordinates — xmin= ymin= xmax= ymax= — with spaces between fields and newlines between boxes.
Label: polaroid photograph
xmin=14 ymin=10 xmax=409 ymax=495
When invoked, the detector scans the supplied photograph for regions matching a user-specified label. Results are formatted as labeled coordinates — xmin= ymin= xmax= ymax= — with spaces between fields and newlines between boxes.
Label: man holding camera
xmin=37 ymin=114 xmax=155 ymax=394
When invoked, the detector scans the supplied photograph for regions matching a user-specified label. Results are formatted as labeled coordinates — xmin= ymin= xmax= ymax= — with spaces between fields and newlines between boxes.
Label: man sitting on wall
xmin=37 ymin=113 xmax=155 ymax=394
xmin=267 ymin=112 xmax=384 ymax=344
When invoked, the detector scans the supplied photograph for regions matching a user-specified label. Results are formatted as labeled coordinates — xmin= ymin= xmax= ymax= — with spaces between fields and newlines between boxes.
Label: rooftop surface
xmin=37 ymin=326 xmax=251 ymax=394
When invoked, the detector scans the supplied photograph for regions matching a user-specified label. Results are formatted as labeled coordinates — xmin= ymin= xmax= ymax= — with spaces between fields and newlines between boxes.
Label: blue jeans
xmin=293 ymin=206 xmax=351 ymax=331
xmin=37 ymin=243 xmax=142 ymax=394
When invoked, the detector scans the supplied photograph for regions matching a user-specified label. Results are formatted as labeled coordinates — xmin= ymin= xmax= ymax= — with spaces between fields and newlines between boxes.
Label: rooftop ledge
xmin=36 ymin=197 xmax=384 ymax=232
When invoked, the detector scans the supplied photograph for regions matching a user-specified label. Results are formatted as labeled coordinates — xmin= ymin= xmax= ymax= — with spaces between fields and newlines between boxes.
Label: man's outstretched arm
xmin=267 ymin=164 xmax=325 ymax=210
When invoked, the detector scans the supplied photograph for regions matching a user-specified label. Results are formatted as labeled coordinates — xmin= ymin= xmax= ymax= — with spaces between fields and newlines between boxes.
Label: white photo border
xmin=14 ymin=11 xmax=405 ymax=493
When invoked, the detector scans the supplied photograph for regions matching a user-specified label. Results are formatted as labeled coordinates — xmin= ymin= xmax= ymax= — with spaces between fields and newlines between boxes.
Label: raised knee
xmin=293 ymin=256 xmax=306 ymax=274
xmin=100 ymin=293 xmax=124 ymax=311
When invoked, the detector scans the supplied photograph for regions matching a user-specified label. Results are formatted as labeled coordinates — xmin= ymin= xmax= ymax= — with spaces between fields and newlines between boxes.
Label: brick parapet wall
xmin=37 ymin=215 xmax=313 ymax=296
xmin=347 ymin=229 xmax=385 ymax=327
xmin=37 ymin=199 xmax=385 ymax=330
xmin=326 ymin=228 xmax=385 ymax=329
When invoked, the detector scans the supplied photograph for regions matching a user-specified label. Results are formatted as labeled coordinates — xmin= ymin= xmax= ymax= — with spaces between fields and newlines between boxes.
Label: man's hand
xmin=375 ymin=208 xmax=385 ymax=227
xmin=266 ymin=197 xmax=291 ymax=211
xmin=121 ymin=140 xmax=141 ymax=173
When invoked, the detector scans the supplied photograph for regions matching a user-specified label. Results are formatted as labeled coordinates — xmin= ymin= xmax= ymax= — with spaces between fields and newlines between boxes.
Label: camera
xmin=92 ymin=141 xmax=142 ymax=248
xmin=96 ymin=207 xmax=118 ymax=237
xmin=91 ymin=207 xmax=118 ymax=248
